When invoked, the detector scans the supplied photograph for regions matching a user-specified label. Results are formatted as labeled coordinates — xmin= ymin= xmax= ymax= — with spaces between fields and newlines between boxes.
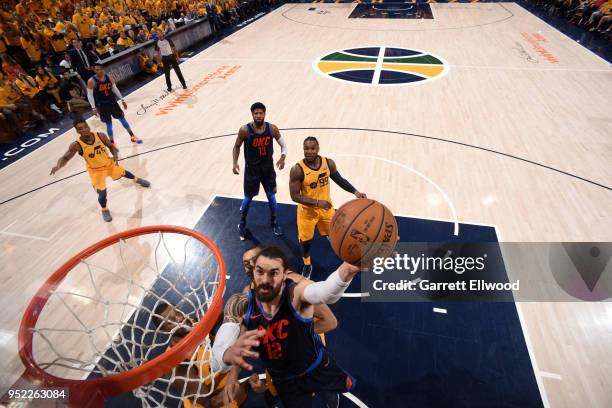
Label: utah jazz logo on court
xmin=313 ymin=46 xmax=448 ymax=86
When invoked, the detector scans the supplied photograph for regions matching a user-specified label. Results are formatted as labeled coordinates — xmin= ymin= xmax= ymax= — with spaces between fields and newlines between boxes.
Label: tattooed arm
xmin=222 ymin=293 xmax=248 ymax=324
xmin=211 ymin=292 xmax=258 ymax=373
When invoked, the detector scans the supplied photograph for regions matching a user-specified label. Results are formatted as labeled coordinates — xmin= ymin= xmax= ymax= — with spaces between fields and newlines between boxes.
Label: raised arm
xmin=291 ymin=262 xmax=361 ymax=313
xmin=328 ymin=158 xmax=366 ymax=198
xmin=232 ymin=126 xmax=247 ymax=175
xmin=50 ymin=142 xmax=80 ymax=175
xmin=271 ymin=124 xmax=286 ymax=170
xmin=288 ymin=272 xmax=337 ymax=333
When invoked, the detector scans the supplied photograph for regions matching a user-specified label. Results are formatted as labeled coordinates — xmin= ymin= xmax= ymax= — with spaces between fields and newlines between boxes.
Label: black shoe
xmin=238 ymin=223 xmax=247 ymax=241
xmin=301 ymin=264 xmax=312 ymax=279
xmin=101 ymin=209 xmax=113 ymax=222
xmin=271 ymin=221 xmax=283 ymax=236
xmin=136 ymin=178 xmax=150 ymax=188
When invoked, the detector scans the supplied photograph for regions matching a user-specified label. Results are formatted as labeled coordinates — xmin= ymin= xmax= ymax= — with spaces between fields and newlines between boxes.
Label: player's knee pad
xmin=97 ymin=189 xmax=107 ymax=208
xmin=240 ymin=196 xmax=253 ymax=213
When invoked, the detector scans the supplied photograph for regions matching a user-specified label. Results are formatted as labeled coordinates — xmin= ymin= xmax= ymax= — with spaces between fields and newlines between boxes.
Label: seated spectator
xmin=138 ymin=49 xmax=158 ymax=75
xmin=105 ymin=36 xmax=116 ymax=55
xmin=160 ymin=20 xmax=170 ymax=34
xmin=135 ymin=28 xmax=148 ymax=44
xmin=151 ymin=22 xmax=163 ymax=36
xmin=58 ymin=70 xmax=89 ymax=114
xmin=117 ymin=31 xmax=135 ymax=48
xmin=127 ymin=29 xmax=137 ymax=43
xmin=165 ymin=18 xmax=177 ymax=32
xmin=0 ymin=70 xmax=23 ymax=137
xmin=95 ymin=19 xmax=109 ymax=40
xmin=110 ymin=16 xmax=123 ymax=35
xmin=594 ymin=12 xmax=612 ymax=31
xmin=44 ymin=56 xmax=63 ymax=77
xmin=184 ymin=12 xmax=197 ymax=24
xmin=591 ymin=0 xmax=612 ymax=30
xmin=59 ymin=52 xmax=75 ymax=73
xmin=1 ymin=54 xmax=27 ymax=79
xmin=0 ymin=68 xmax=44 ymax=129
xmin=141 ymin=23 xmax=152 ymax=40
xmin=14 ymin=70 xmax=62 ymax=118
xmin=133 ymin=10 xmax=146 ymax=25
xmin=34 ymin=65 xmax=64 ymax=109
xmin=94 ymin=39 xmax=107 ymax=57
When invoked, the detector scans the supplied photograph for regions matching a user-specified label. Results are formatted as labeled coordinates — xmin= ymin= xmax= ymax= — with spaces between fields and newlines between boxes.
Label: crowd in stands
xmin=0 ymin=0 xmax=279 ymax=143
xmin=527 ymin=0 xmax=612 ymax=39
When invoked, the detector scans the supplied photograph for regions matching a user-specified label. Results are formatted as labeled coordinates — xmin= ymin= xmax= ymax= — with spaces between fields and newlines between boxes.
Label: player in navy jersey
xmin=213 ymin=246 xmax=361 ymax=408
xmin=232 ymin=102 xmax=288 ymax=240
xmin=87 ymin=64 xmax=142 ymax=147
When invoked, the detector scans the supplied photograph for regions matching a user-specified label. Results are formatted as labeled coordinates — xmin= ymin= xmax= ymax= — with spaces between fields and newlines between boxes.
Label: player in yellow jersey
xmin=154 ymin=302 xmax=266 ymax=408
xmin=289 ymin=137 xmax=366 ymax=278
xmin=50 ymin=118 xmax=150 ymax=222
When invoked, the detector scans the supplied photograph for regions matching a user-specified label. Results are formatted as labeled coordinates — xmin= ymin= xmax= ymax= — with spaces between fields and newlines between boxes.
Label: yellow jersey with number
xmin=298 ymin=156 xmax=332 ymax=207
xmin=77 ymin=133 xmax=113 ymax=170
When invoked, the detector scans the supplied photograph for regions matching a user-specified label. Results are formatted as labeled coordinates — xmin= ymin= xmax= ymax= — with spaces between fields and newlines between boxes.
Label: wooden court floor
xmin=0 ymin=3 xmax=610 ymax=407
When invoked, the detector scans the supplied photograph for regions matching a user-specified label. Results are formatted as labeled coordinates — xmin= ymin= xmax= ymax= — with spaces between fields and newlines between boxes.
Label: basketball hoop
xmin=18 ymin=225 xmax=226 ymax=407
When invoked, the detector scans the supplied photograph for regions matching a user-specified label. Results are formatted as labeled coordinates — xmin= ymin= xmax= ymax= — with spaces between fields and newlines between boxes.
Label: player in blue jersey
xmin=232 ymin=102 xmax=287 ymax=240
xmin=213 ymin=246 xmax=360 ymax=408
xmin=87 ymin=64 xmax=142 ymax=147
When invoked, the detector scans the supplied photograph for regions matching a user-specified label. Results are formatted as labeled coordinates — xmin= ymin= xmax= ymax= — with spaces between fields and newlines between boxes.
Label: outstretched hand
xmin=50 ymin=166 xmax=60 ymax=175
xmin=222 ymin=328 xmax=264 ymax=371
xmin=337 ymin=261 xmax=363 ymax=281
xmin=355 ymin=191 xmax=367 ymax=199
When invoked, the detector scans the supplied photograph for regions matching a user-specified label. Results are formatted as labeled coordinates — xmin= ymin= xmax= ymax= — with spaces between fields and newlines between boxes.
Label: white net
xmin=29 ymin=229 xmax=224 ymax=407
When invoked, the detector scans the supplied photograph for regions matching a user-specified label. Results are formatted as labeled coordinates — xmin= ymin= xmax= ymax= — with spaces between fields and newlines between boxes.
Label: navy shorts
xmin=272 ymin=351 xmax=356 ymax=408
xmin=244 ymin=162 xmax=276 ymax=197
xmin=98 ymin=102 xmax=124 ymax=123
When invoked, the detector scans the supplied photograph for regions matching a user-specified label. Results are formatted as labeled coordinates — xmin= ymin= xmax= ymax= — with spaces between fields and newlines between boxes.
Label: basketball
xmin=329 ymin=198 xmax=398 ymax=265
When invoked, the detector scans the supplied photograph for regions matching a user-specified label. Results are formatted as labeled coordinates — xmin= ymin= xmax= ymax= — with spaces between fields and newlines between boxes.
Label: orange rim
xmin=18 ymin=225 xmax=226 ymax=407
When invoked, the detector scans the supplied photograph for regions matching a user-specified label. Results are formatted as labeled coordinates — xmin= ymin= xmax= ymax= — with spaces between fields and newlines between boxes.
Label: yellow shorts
xmin=297 ymin=205 xmax=335 ymax=242
xmin=87 ymin=163 xmax=125 ymax=190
